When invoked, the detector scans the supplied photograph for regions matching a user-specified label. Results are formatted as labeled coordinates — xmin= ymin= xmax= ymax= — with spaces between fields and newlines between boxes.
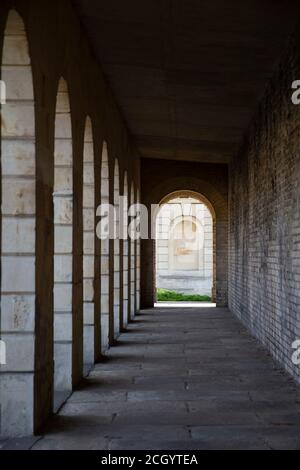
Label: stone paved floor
xmin=0 ymin=439 xmax=8 ymax=450
xmin=31 ymin=307 xmax=300 ymax=450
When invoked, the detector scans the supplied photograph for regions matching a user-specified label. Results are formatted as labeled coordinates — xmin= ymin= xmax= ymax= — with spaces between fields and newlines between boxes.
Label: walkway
xmin=31 ymin=307 xmax=300 ymax=450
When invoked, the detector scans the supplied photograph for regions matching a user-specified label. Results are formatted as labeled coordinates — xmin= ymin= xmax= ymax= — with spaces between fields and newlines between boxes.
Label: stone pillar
xmin=53 ymin=79 xmax=73 ymax=401
xmin=0 ymin=10 xmax=36 ymax=437
xmin=83 ymin=117 xmax=95 ymax=370
xmin=130 ymin=184 xmax=135 ymax=319
xmin=100 ymin=143 xmax=110 ymax=352
xmin=113 ymin=160 xmax=120 ymax=339
xmin=122 ymin=174 xmax=129 ymax=327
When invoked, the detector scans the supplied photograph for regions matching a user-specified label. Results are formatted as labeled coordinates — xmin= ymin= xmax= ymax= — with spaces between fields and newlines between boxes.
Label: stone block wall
xmin=229 ymin=25 xmax=300 ymax=384
xmin=156 ymin=198 xmax=214 ymax=296
xmin=0 ymin=0 xmax=140 ymax=437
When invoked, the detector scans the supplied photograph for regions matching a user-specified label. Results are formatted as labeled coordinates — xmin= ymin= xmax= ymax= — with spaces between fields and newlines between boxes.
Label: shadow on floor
xmin=5 ymin=307 xmax=300 ymax=450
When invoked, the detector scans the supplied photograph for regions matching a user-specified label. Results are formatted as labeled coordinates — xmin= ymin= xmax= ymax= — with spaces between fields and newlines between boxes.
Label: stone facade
xmin=229 ymin=26 xmax=300 ymax=384
xmin=156 ymin=197 xmax=214 ymax=297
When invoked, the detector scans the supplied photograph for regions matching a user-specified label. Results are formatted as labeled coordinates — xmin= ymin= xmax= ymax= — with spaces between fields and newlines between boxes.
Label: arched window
xmin=1 ymin=9 xmax=36 ymax=436
xmin=122 ymin=172 xmax=129 ymax=327
xmin=113 ymin=159 xmax=120 ymax=338
xmin=100 ymin=142 xmax=109 ymax=351
xmin=53 ymin=77 xmax=73 ymax=407
xmin=83 ymin=116 xmax=95 ymax=371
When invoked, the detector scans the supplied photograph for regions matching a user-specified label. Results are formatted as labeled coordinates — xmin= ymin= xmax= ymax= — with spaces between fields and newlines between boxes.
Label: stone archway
xmin=113 ymin=159 xmax=120 ymax=338
xmin=100 ymin=142 xmax=110 ymax=352
xmin=141 ymin=176 xmax=228 ymax=308
xmin=156 ymin=190 xmax=216 ymax=303
xmin=0 ymin=9 xmax=36 ymax=437
xmin=129 ymin=183 xmax=136 ymax=320
xmin=82 ymin=116 xmax=95 ymax=372
xmin=122 ymin=172 xmax=129 ymax=328
xmin=136 ymin=189 xmax=141 ymax=312
xmin=53 ymin=77 xmax=73 ymax=408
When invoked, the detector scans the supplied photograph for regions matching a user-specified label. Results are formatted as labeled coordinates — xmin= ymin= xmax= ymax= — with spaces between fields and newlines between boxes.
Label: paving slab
xmin=30 ymin=307 xmax=300 ymax=450
xmin=1 ymin=437 xmax=41 ymax=451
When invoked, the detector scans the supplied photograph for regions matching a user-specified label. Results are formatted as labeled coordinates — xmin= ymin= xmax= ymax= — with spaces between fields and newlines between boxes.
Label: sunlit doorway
xmin=155 ymin=191 xmax=216 ymax=308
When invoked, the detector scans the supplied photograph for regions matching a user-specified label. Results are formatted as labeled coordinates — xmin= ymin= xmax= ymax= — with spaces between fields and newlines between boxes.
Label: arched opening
xmin=82 ymin=116 xmax=95 ymax=373
xmin=53 ymin=77 xmax=73 ymax=409
xmin=100 ymin=142 xmax=109 ymax=351
xmin=136 ymin=189 xmax=141 ymax=312
xmin=0 ymin=10 xmax=36 ymax=436
xmin=122 ymin=172 xmax=129 ymax=328
xmin=155 ymin=191 xmax=216 ymax=306
xmin=130 ymin=183 xmax=135 ymax=320
xmin=113 ymin=159 xmax=120 ymax=338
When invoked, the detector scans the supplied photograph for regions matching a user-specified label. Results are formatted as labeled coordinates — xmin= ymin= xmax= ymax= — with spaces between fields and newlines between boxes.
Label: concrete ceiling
xmin=73 ymin=0 xmax=300 ymax=164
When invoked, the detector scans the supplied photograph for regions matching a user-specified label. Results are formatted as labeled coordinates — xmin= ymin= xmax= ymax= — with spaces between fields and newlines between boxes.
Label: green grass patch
xmin=157 ymin=288 xmax=211 ymax=302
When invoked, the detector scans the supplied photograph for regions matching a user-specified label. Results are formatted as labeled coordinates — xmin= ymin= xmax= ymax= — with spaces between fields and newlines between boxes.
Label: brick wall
xmin=229 ymin=26 xmax=300 ymax=384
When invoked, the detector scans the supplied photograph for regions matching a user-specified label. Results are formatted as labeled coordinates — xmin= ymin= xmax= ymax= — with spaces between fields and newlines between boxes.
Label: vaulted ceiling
xmin=73 ymin=0 xmax=300 ymax=163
